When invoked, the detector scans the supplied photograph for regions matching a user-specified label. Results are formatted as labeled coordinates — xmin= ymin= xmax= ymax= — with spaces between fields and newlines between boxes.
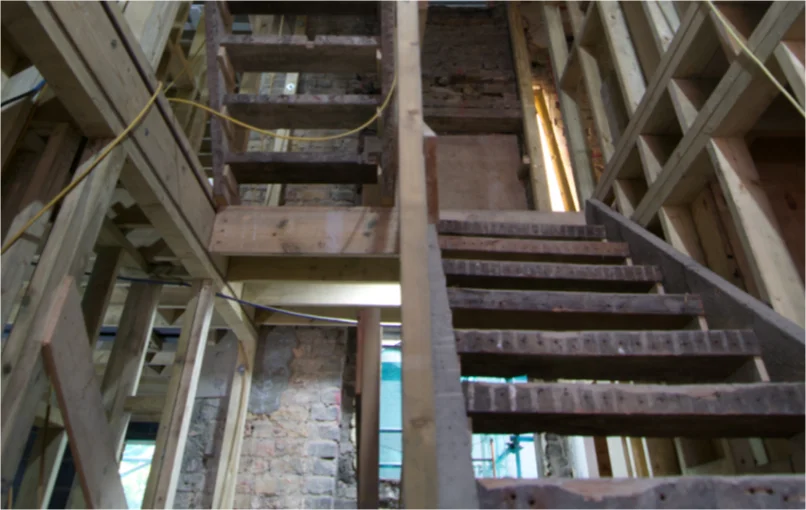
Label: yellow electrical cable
xmin=167 ymin=73 xmax=397 ymax=142
xmin=704 ymin=0 xmax=805 ymax=118
xmin=0 ymin=82 xmax=165 ymax=256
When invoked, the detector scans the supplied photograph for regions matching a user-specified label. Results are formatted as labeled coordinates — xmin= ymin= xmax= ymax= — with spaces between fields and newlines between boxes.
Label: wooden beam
xmin=542 ymin=3 xmax=595 ymax=203
xmin=597 ymin=1 xmax=647 ymax=116
xmin=41 ymin=277 xmax=127 ymax=509
xmin=1 ymin=123 xmax=82 ymax=327
xmin=13 ymin=427 xmax=67 ymax=509
xmin=226 ymin=257 xmax=399 ymax=282
xmin=211 ymin=331 xmax=254 ymax=509
xmin=706 ymin=138 xmax=805 ymax=327
xmin=508 ymin=1 xmax=550 ymax=210
xmin=357 ymin=309 xmax=381 ymax=509
xmin=210 ymin=206 xmax=399 ymax=256
xmin=243 ymin=281 xmax=400 ymax=307
xmin=630 ymin=1 xmax=802 ymax=217
xmin=379 ymin=0 xmax=398 ymax=204
xmin=81 ymin=246 xmax=124 ymax=345
xmin=396 ymin=2 xmax=438 ymax=507
xmin=0 ymin=142 xmax=127 ymax=491
xmin=142 ymin=280 xmax=215 ymax=509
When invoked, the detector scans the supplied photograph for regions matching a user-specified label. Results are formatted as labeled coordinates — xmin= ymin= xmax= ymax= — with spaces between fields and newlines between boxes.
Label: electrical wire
xmin=0 ymin=82 xmax=165 ymax=256
xmin=704 ymin=0 xmax=805 ymax=118
xmin=167 ymin=72 xmax=397 ymax=143
xmin=0 ymin=80 xmax=46 ymax=107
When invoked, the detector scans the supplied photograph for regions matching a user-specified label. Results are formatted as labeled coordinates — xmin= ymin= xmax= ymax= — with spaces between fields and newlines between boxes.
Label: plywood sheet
xmin=436 ymin=135 xmax=528 ymax=210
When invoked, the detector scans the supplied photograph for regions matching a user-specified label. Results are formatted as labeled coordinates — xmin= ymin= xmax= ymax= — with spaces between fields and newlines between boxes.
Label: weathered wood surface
xmin=587 ymin=199 xmax=805 ymax=382
xmin=210 ymin=206 xmax=399 ymax=257
xmin=464 ymin=381 xmax=806 ymax=437
xmin=443 ymin=259 xmax=661 ymax=291
xmin=225 ymin=150 xmax=378 ymax=184
xmin=438 ymin=219 xmax=605 ymax=240
xmin=41 ymin=278 xmax=127 ymax=509
xmin=423 ymin=106 xmax=522 ymax=134
xmin=221 ymin=34 xmax=378 ymax=73
xmin=439 ymin=237 xmax=630 ymax=263
xmin=226 ymin=1 xmax=378 ymax=16
xmin=448 ymin=288 xmax=703 ymax=315
xmin=226 ymin=257 xmax=399 ymax=282
xmin=456 ymin=329 xmax=761 ymax=383
xmin=223 ymin=94 xmax=379 ymax=129
xmin=396 ymin=1 xmax=439 ymax=506
xmin=475 ymin=476 xmax=806 ymax=509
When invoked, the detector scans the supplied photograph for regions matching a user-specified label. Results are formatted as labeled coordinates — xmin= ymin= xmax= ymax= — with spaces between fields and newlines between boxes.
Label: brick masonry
xmin=232 ymin=327 xmax=357 ymax=510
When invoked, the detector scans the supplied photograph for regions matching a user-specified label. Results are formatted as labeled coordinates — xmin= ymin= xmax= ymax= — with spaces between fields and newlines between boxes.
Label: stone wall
xmin=233 ymin=327 xmax=356 ymax=510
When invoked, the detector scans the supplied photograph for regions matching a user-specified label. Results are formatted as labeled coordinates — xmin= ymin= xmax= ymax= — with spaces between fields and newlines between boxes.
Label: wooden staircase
xmin=205 ymin=1 xmax=385 ymax=206
xmin=430 ymin=206 xmax=805 ymax=508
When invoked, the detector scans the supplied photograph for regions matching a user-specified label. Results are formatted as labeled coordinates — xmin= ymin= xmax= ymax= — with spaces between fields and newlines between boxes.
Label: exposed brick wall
xmin=233 ymin=327 xmax=356 ymax=510
xmin=175 ymin=398 xmax=227 ymax=508
xmin=422 ymin=6 xmax=519 ymax=112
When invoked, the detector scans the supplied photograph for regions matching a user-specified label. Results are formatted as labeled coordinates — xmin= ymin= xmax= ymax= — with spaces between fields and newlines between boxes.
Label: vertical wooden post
xmin=542 ymin=4 xmax=596 ymax=204
xmin=211 ymin=330 xmax=256 ymax=509
xmin=81 ymin=246 xmax=124 ymax=345
xmin=142 ymin=279 xmax=215 ymax=509
xmin=357 ymin=309 xmax=381 ymax=509
xmin=396 ymin=1 xmax=439 ymax=507
xmin=508 ymin=1 xmax=551 ymax=211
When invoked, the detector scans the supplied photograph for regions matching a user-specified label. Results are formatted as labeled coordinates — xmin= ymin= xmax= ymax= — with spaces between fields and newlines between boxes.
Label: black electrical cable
xmin=1 ymin=80 xmax=46 ymax=108
xmin=115 ymin=275 xmax=359 ymax=325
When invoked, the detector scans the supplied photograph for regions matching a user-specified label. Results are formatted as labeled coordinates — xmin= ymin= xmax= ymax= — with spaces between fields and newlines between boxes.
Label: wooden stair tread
xmin=225 ymin=151 xmax=378 ymax=184
xmin=448 ymin=289 xmax=702 ymax=330
xmin=223 ymin=94 xmax=379 ymax=130
xmin=444 ymin=259 xmax=661 ymax=291
xmin=226 ymin=1 xmax=378 ymax=16
xmin=448 ymin=288 xmax=703 ymax=315
xmin=475 ymin=476 xmax=806 ymax=509
xmin=455 ymin=329 xmax=761 ymax=382
xmin=439 ymin=237 xmax=630 ymax=263
xmin=438 ymin=219 xmax=606 ymax=240
xmin=220 ymin=34 xmax=378 ymax=73
xmin=463 ymin=381 xmax=805 ymax=437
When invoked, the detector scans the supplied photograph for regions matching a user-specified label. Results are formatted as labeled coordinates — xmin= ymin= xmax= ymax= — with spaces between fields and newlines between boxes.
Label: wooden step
xmin=223 ymin=94 xmax=379 ymax=130
xmin=476 ymin=476 xmax=806 ymax=509
xmin=423 ymin=106 xmax=522 ymax=134
xmin=438 ymin=219 xmax=606 ymax=240
xmin=463 ymin=381 xmax=805 ymax=437
xmin=448 ymin=289 xmax=703 ymax=330
xmin=227 ymin=1 xmax=378 ymax=16
xmin=220 ymin=35 xmax=378 ymax=73
xmin=455 ymin=329 xmax=761 ymax=383
xmin=439 ymin=237 xmax=630 ymax=264
xmin=443 ymin=259 xmax=662 ymax=292
xmin=225 ymin=151 xmax=378 ymax=184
